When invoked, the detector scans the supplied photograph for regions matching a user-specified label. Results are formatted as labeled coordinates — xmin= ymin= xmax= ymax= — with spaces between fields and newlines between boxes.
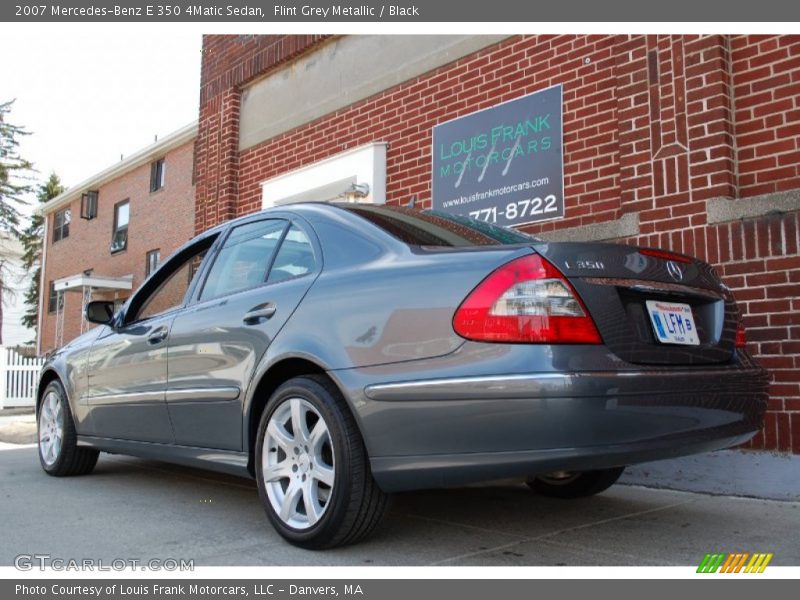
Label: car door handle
xmin=147 ymin=326 xmax=169 ymax=345
xmin=243 ymin=304 xmax=277 ymax=324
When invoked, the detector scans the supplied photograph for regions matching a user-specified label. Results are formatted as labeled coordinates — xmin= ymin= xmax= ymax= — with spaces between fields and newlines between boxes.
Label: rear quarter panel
xmin=273 ymin=245 xmax=533 ymax=370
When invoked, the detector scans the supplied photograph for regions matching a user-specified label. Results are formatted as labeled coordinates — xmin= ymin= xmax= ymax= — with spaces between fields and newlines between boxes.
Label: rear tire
xmin=526 ymin=467 xmax=625 ymax=499
xmin=255 ymin=375 xmax=388 ymax=549
xmin=38 ymin=380 xmax=99 ymax=477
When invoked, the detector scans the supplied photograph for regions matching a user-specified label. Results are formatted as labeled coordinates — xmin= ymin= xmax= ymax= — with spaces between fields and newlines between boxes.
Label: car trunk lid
xmin=532 ymin=241 xmax=738 ymax=365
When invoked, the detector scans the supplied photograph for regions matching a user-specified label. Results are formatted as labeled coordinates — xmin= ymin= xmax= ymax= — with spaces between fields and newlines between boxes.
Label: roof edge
xmin=38 ymin=121 xmax=198 ymax=216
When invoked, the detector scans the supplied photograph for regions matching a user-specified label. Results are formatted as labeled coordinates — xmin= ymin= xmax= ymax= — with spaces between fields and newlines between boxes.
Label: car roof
xmin=205 ymin=201 xmax=393 ymax=234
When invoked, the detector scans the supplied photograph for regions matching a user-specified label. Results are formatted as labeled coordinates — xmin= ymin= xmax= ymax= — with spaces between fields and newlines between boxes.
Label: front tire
xmin=38 ymin=380 xmax=99 ymax=476
xmin=255 ymin=375 xmax=388 ymax=549
xmin=526 ymin=467 xmax=625 ymax=499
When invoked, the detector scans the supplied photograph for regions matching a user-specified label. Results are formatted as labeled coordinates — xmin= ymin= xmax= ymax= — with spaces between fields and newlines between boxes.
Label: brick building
xmin=37 ymin=123 xmax=197 ymax=354
xmin=194 ymin=34 xmax=800 ymax=454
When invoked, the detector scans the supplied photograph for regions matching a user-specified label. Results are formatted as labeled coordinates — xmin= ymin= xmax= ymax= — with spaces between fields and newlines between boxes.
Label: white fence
xmin=0 ymin=346 xmax=44 ymax=409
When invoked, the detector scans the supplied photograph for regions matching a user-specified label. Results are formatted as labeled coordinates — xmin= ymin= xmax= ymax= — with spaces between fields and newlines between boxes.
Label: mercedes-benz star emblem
xmin=666 ymin=261 xmax=684 ymax=282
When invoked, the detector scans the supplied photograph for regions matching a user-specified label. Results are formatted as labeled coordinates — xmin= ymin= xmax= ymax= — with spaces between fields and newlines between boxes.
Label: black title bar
xmin=3 ymin=0 xmax=800 ymax=22
xmin=4 ymin=579 xmax=799 ymax=600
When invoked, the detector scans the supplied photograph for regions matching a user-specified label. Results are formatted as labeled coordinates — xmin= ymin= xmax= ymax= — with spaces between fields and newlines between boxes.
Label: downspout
xmin=36 ymin=215 xmax=49 ymax=357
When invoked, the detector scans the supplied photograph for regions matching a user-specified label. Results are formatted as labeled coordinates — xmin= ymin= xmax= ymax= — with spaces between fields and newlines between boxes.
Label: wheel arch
xmin=243 ymin=355 xmax=361 ymax=477
xmin=36 ymin=368 xmax=65 ymax=416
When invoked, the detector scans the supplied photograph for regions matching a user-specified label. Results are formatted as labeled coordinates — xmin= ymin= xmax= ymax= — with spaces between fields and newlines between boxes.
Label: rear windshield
xmin=340 ymin=204 xmax=539 ymax=247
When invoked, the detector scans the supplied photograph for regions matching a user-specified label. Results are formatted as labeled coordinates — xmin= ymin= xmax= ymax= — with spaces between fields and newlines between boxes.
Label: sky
xmin=0 ymin=28 xmax=202 ymax=345
xmin=1 ymin=29 xmax=202 ymax=205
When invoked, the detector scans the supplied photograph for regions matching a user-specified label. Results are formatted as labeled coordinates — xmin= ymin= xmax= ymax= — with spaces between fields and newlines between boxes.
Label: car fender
xmin=240 ymin=347 xmax=355 ymax=460
xmin=36 ymin=328 xmax=102 ymax=433
xmin=36 ymin=363 xmax=68 ymax=415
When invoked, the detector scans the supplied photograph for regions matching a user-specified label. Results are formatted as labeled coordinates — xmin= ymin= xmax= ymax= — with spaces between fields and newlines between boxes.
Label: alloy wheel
xmin=39 ymin=391 xmax=64 ymax=466
xmin=262 ymin=397 xmax=335 ymax=530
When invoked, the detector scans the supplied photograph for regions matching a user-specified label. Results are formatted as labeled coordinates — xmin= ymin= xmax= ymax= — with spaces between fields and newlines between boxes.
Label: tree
xmin=0 ymin=99 xmax=34 ymax=345
xmin=0 ymin=256 xmax=10 ymax=345
xmin=0 ymin=99 xmax=32 ymax=235
xmin=20 ymin=173 xmax=65 ymax=336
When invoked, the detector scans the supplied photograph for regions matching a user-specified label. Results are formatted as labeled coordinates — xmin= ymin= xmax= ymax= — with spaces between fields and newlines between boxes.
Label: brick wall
xmin=195 ymin=34 xmax=800 ymax=453
xmin=40 ymin=141 xmax=196 ymax=352
xmin=195 ymin=35 xmax=329 ymax=233
xmin=728 ymin=35 xmax=800 ymax=451
xmin=733 ymin=35 xmax=800 ymax=197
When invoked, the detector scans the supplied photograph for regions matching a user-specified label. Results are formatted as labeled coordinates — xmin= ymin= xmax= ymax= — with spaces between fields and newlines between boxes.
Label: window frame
xmin=188 ymin=214 xmax=321 ymax=307
xmin=150 ymin=158 xmax=166 ymax=193
xmin=196 ymin=218 xmax=289 ymax=303
xmin=266 ymin=223 xmax=319 ymax=285
xmin=47 ymin=281 xmax=61 ymax=314
xmin=122 ymin=234 xmax=219 ymax=326
xmin=110 ymin=199 xmax=130 ymax=254
xmin=80 ymin=191 xmax=98 ymax=220
xmin=145 ymin=248 xmax=161 ymax=277
xmin=52 ymin=208 xmax=71 ymax=243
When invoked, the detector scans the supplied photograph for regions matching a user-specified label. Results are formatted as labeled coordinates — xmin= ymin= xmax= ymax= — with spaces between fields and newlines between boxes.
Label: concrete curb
xmin=0 ymin=407 xmax=35 ymax=417
xmin=619 ymin=449 xmax=800 ymax=502
xmin=0 ymin=410 xmax=37 ymax=444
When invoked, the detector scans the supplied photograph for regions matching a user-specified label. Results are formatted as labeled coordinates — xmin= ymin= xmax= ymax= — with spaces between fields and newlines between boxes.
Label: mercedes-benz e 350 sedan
xmin=37 ymin=203 xmax=768 ymax=548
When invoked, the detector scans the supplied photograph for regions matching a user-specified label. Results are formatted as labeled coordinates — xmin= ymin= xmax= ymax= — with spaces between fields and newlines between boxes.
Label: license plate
xmin=646 ymin=300 xmax=700 ymax=346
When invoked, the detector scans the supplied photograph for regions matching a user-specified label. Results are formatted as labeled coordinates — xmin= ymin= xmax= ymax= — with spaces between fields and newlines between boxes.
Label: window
xmin=53 ymin=208 xmax=71 ymax=242
xmin=110 ymin=200 xmax=129 ymax=254
xmin=341 ymin=205 xmax=540 ymax=247
xmin=113 ymin=299 xmax=126 ymax=315
xmin=80 ymin=191 xmax=98 ymax=220
xmin=267 ymin=225 xmax=317 ymax=284
xmin=129 ymin=241 xmax=212 ymax=323
xmin=145 ymin=249 xmax=161 ymax=276
xmin=200 ymin=219 xmax=287 ymax=301
xmin=150 ymin=158 xmax=166 ymax=192
xmin=188 ymin=252 xmax=204 ymax=284
xmin=47 ymin=281 xmax=63 ymax=313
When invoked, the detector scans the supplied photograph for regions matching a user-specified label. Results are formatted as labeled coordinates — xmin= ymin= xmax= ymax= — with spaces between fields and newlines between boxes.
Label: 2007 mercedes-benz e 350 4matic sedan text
xmin=36 ymin=203 xmax=768 ymax=548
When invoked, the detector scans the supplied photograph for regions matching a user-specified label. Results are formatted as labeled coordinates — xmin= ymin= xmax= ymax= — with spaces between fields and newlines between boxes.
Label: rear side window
xmin=267 ymin=225 xmax=317 ymax=284
xmin=341 ymin=205 xmax=539 ymax=247
xmin=200 ymin=219 xmax=287 ymax=301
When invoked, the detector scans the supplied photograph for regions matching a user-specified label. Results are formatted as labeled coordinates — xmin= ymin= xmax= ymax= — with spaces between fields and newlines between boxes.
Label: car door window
xmin=128 ymin=240 xmax=213 ymax=323
xmin=267 ymin=225 xmax=317 ymax=284
xmin=200 ymin=219 xmax=288 ymax=301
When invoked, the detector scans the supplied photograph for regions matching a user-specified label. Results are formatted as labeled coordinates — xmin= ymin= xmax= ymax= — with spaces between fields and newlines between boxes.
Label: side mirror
xmin=85 ymin=301 xmax=116 ymax=325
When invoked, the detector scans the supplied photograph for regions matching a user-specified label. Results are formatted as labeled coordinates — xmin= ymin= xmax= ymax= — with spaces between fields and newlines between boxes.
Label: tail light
xmin=735 ymin=323 xmax=748 ymax=348
xmin=453 ymin=254 xmax=602 ymax=344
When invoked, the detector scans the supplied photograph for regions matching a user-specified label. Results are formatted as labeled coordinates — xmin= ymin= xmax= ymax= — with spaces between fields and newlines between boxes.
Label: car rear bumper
xmin=358 ymin=367 xmax=768 ymax=492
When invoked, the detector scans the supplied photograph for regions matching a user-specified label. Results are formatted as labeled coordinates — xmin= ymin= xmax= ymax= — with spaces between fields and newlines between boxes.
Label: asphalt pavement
xmin=0 ymin=445 xmax=797 ymax=566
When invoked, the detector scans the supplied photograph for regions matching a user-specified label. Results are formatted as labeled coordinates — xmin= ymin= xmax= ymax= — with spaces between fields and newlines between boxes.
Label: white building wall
xmin=0 ymin=234 xmax=35 ymax=347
